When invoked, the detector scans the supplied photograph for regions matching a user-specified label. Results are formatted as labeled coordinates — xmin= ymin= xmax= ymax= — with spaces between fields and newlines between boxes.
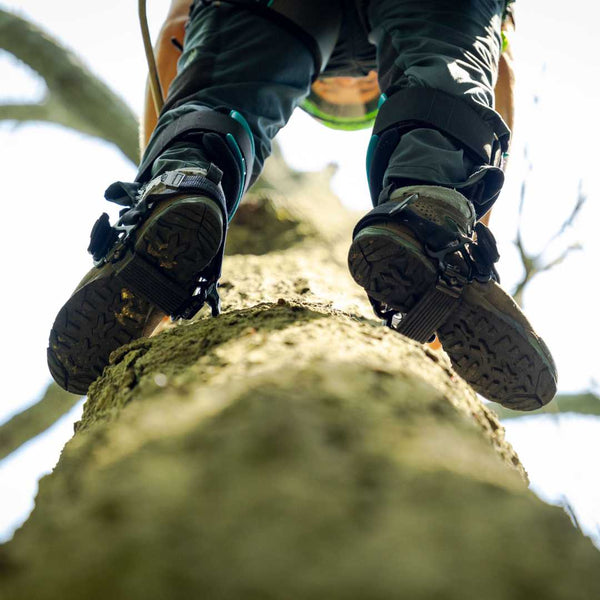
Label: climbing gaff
xmin=139 ymin=0 xmax=164 ymax=115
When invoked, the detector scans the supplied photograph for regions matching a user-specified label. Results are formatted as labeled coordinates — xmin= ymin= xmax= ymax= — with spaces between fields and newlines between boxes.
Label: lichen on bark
xmin=1 ymin=159 xmax=599 ymax=600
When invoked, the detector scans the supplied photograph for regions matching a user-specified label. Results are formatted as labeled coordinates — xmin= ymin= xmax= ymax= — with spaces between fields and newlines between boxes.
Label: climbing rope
xmin=139 ymin=0 xmax=164 ymax=114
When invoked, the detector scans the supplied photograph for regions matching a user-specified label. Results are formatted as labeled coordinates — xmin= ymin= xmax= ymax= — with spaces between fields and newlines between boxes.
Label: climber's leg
xmin=47 ymin=0 xmax=340 ymax=394
xmin=364 ymin=0 xmax=510 ymax=214
xmin=348 ymin=0 xmax=557 ymax=410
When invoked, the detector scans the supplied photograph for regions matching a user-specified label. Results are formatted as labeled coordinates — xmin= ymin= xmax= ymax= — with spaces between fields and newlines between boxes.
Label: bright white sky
xmin=0 ymin=0 xmax=599 ymax=546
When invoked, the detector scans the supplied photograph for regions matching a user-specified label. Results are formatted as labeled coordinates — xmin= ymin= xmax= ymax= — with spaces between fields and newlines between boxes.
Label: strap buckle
xmin=162 ymin=171 xmax=186 ymax=188
xmin=175 ymin=280 xmax=222 ymax=320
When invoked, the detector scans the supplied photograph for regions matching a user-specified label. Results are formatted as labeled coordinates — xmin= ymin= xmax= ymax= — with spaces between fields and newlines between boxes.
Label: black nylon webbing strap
xmin=101 ymin=170 xmax=228 ymax=318
xmin=136 ymin=109 xmax=253 ymax=187
xmin=116 ymin=252 xmax=192 ymax=316
xmin=367 ymin=88 xmax=510 ymax=208
xmin=374 ymin=88 xmax=506 ymax=166
xmin=392 ymin=282 xmax=462 ymax=344
xmin=160 ymin=170 xmax=225 ymax=210
xmin=352 ymin=198 xmax=414 ymax=238
xmin=144 ymin=170 xmax=227 ymax=223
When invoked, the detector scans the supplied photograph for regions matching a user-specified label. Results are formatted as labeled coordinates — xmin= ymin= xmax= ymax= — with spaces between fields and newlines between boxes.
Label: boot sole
xmin=348 ymin=225 xmax=557 ymax=410
xmin=48 ymin=197 xmax=223 ymax=395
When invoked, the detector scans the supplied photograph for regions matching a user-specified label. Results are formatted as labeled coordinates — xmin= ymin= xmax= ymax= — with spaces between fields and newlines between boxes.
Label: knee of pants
xmin=159 ymin=2 xmax=317 ymax=181
xmin=367 ymin=0 xmax=505 ymax=111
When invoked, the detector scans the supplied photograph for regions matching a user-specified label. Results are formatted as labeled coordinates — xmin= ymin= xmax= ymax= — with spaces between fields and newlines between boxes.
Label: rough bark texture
xmin=1 ymin=155 xmax=599 ymax=599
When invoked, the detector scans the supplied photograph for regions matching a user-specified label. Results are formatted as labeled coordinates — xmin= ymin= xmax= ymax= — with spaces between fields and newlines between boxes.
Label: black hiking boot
xmin=48 ymin=167 xmax=227 ymax=395
xmin=348 ymin=185 xmax=557 ymax=410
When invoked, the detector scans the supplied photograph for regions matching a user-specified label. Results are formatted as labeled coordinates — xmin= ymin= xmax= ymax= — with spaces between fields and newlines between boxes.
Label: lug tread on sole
xmin=140 ymin=200 xmax=222 ymax=282
xmin=48 ymin=197 xmax=224 ymax=395
xmin=349 ymin=232 xmax=435 ymax=314
xmin=48 ymin=278 xmax=151 ymax=394
xmin=349 ymin=228 xmax=556 ymax=411
xmin=438 ymin=304 xmax=556 ymax=411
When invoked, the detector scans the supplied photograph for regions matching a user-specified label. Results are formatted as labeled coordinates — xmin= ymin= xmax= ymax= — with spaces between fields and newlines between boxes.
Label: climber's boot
xmin=348 ymin=185 xmax=557 ymax=411
xmin=47 ymin=166 xmax=228 ymax=395
xmin=48 ymin=104 xmax=256 ymax=394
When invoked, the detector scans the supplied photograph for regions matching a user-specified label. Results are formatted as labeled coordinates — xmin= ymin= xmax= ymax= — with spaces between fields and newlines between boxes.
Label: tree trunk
xmin=1 ymin=154 xmax=599 ymax=600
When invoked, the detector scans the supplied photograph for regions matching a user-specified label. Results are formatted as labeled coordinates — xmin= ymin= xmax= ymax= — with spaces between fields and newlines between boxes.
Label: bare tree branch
xmin=512 ymin=241 xmax=583 ymax=307
xmin=0 ymin=96 xmax=104 ymax=138
xmin=512 ymin=175 xmax=586 ymax=306
xmin=492 ymin=392 xmax=600 ymax=420
xmin=546 ymin=180 xmax=587 ymax=246
xmin=0 ymin=8 xmax=139 ymax=163
xmin=0 ymin=102 xmax=52 ymax=123
xmin=0 ymin=382 xmax=81 ymax=461
xmin=536 ymin=243 xmax=582 ymax=274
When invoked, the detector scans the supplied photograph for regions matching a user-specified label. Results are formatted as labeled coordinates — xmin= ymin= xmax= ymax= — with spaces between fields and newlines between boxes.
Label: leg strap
xmin=90 ymin=167 xmax=229 ymax=319
xmin=136 ymin=107 xmax=255 ymax=219
xmin=373 ymin=279 xmax=462 ymax=345
xmin=201 ymin=0 xmax=342 ymax=77
xmin=366 ymin=88 xmax=510 ymax=217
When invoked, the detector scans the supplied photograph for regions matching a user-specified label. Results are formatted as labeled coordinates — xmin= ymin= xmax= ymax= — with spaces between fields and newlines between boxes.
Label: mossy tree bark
xmin=0 ymin=7 xmax=592 ymax=461
xmin=1 ymin=151 xmax=599 ymax=600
